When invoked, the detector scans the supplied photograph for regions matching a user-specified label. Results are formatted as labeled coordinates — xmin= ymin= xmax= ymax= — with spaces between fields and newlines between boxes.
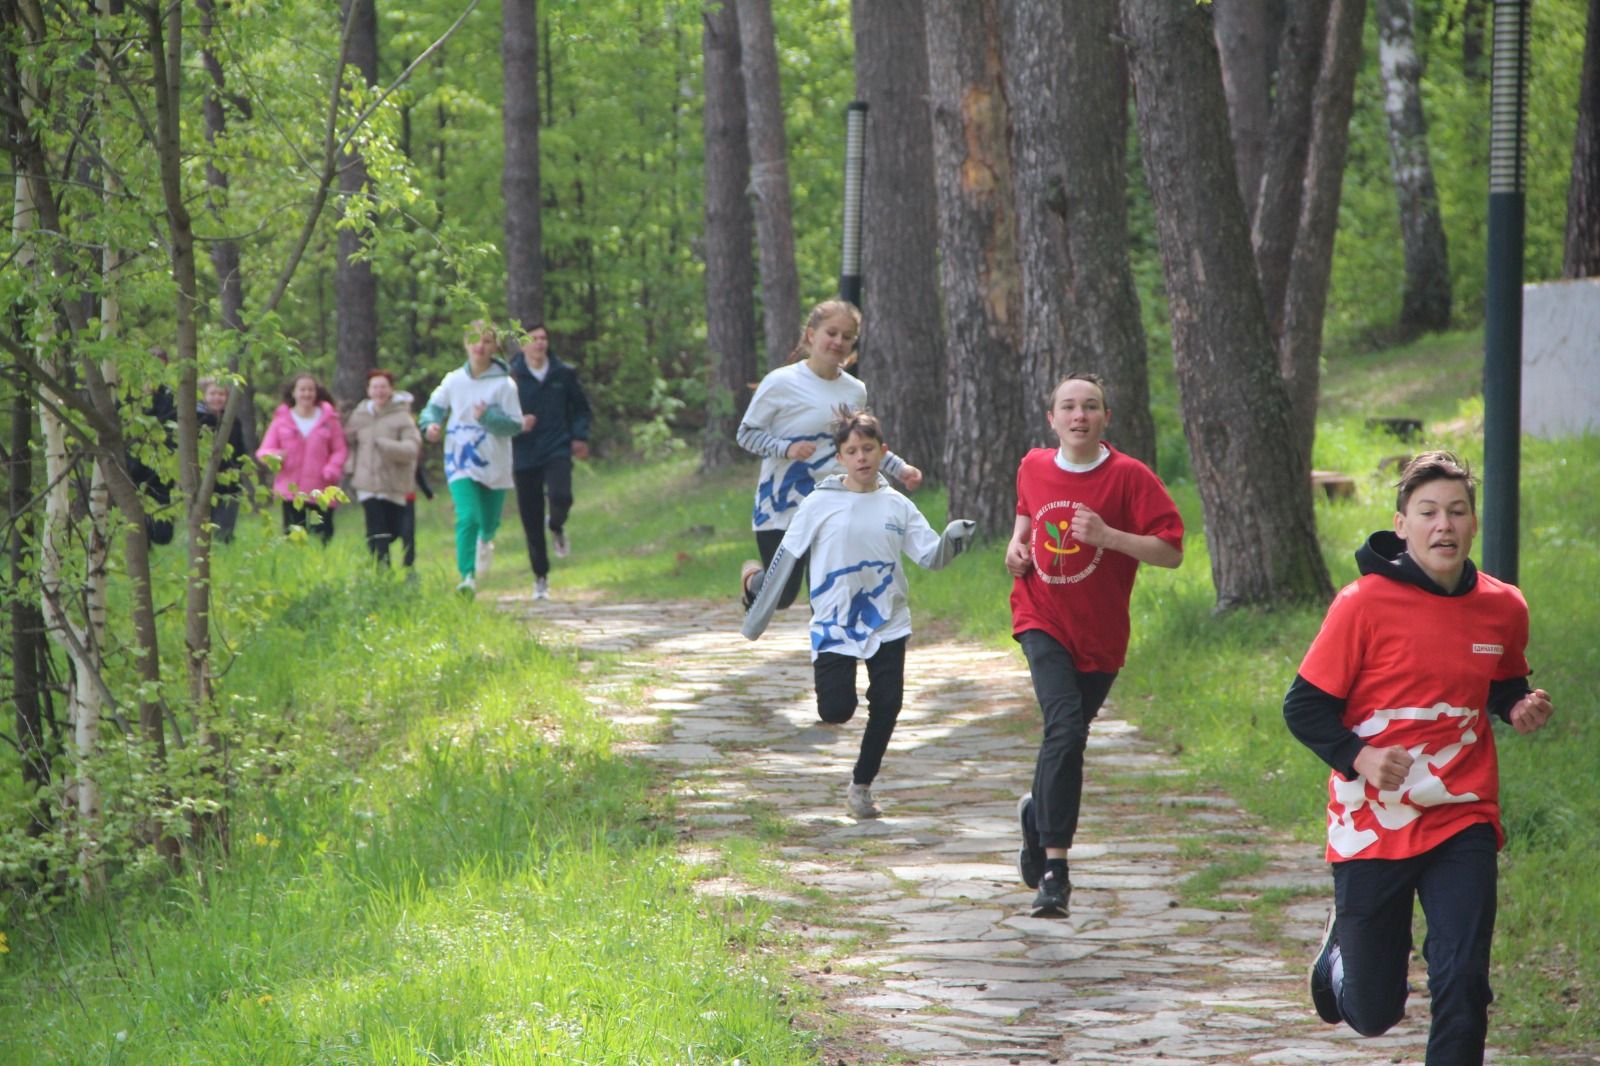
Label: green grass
xmin=0 ymin=540 xmax=815 ymax=1064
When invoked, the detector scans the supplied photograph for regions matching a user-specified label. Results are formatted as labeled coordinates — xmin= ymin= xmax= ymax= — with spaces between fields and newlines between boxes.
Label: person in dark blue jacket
xmin=509 ymin=323 xmax=592 ymax=599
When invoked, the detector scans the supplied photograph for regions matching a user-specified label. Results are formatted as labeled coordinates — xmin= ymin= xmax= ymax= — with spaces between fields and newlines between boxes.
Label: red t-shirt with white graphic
xmin=1009 ymin=446 xmax=1184 ymax=673
xmin=1299 ymin=572 xmax=1530 ymax=861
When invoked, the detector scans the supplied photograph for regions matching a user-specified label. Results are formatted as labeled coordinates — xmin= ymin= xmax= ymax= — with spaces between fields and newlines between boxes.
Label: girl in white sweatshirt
xmin=742 ymin=410 xmax=974 ymax=818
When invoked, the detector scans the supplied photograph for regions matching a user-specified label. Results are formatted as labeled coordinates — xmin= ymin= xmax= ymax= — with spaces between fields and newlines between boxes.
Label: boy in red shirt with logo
xmin=1284 ymin=451 xmax=1554 ymax=1064
xmin=1006 ymin=374 xmax=1184 ymax=917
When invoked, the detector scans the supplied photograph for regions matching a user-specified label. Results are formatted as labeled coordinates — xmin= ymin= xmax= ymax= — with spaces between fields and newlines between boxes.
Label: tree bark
xmin=1565 ymin=0 xmax=1600 ymax=278
xmin=1125 ymin=0 xmax=1332 ymax=609
xmin=735 ymin=0 xmax=801 ymax=369
xmin=701 ymin=0 xmax=759 ymax=471
xmin=1250 ymin=0 xmax=1331 ymax=340
xmin=1278 ymin=0 xmax=1366 ymax=467
xmin=850 ymin=0 xmax=945 ymax=479
xmin=925 ymin=0 xmax=1031 ymax=535
xmin=1000 ymin=0 xmax=1155 ymax=466
xmin=1213 ymin=0 xmax=1283 ymax=226
xmin=1377 ymin=0 xmax=1452 ymax=335
xmin=198 ymin=0 xmax=258 ymax=451
xmin=334 ymin=0 xmax=379 ymax=406
xmin=503 ymin=0 xmax=544 ymax=328
xmin=8 ymin=378 xmax=50 ymax=836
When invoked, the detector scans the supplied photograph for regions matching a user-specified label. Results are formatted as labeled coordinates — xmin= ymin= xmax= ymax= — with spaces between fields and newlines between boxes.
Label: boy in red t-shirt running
xmin=1284 ymin=451 xmax=1554 ymax=1064
xmin=1006 ymin=374 xmax=1184 ymax=917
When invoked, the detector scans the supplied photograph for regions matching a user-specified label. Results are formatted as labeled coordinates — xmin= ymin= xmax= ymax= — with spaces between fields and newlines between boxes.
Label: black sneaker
xmin=1016 ymin=794 xmax=1044 ymax=889
xmin=1031 ymin=868 xmax=1070 ymax=918
xmin=1310 ymin=907 xmax=1342 ymax=1024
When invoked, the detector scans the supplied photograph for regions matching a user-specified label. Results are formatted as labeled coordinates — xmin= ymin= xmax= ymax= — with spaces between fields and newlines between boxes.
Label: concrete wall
xmin=1522 ymin=277 xmax=1600 ymax=439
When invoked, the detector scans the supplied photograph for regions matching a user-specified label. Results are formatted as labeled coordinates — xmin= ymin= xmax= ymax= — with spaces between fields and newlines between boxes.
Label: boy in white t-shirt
xmin=743 ymin=410 xmax=972 ymax=818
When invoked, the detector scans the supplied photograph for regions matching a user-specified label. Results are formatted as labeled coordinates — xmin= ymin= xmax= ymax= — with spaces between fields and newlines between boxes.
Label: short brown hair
xmin=1048 ymin=371 xmax=1107 ymax=407
xmin=829 ymin=406 xmax=883 ymax=448
xmin=1395 ymin=450 xmax=1476 ymax=513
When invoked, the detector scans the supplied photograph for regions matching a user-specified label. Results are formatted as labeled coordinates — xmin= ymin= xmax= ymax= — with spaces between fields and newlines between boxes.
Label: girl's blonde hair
xmin=788 ymin=299 xmax=862 ymax=366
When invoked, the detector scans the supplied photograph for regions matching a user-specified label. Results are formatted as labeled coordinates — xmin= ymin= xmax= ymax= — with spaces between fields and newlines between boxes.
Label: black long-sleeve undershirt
xmin=1282 ymin=673 xmax=1533 ymax=780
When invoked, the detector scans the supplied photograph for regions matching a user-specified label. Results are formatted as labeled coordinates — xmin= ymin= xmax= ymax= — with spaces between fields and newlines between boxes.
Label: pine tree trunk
xmin=1565 ymin=0 xmax=1600 ymax=278
xmin=334 ymin=0 xmax=379 ymax=406
xmin=1251 ymin=0 xmax=1331 ymax=340
xmin=736 ymin=0 xmax=801 ymax=369
xmin=1377 ymin=0 xmax=1452 ymax=335
xmin=504 ymin=0 xmax=544 ymax=328
xmin=925 ymin=0 xmax=1031 ymax=536
xmin=701 ymin=0 xmax=759 ymax=471
xmin=851 ymin=0 xmax=945 ymax=480
xmin=1213 ymin=0 xmax=1282 ymax=226
xmin=1125 ymin=0 xmax=1332 ymax=609
xmin=1278 ymin=0 xmax=1366 ymax=467
xmin=199 ymin=0 xmax=259 ymax=451
xmin=1001 ymin=0 xmax=1156 ymax=465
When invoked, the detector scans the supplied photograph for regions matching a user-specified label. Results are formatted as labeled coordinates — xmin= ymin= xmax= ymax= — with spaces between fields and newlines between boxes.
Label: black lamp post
xmin=1483 ymin=0 xmax=1529 ymax=582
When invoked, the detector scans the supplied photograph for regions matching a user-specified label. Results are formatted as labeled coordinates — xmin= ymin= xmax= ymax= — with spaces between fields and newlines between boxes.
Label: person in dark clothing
xmin=197 ymin=378 xmax=248 ymax=543
xmin=508 ymin=323 xmax=592 ymax=600
xmin=1284 ymin=450 xmax=1554 ymax=1066
xmin=126 ymin=361 xmax=179 ymax=546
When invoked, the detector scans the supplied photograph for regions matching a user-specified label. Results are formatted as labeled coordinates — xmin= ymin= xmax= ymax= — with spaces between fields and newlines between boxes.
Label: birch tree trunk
xmin=503 ymin=0 xmax=544 ymax=328
xmin=1377 ymin=0 xmax=1452 ymax=336
xmin=925 ymin=0 xmax=1030 ymax=535
xmin=701 ymin=0 xmax=760 ymax=471
xmin=850 ymin=0 xmax=946 ymax=479
xmin=1000 ymin=0 xmax=1155 ymax=465
xmin=1565 ymin=0 xmax=1600 ymax=278
xmin=736 ymin=0 xmax=801 ymax=369
xmin=1125 ymin=0 xmax=1332 ymax=609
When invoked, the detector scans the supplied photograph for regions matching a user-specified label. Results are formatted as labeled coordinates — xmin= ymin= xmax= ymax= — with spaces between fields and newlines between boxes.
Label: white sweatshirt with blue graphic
xmin=741 ymin=474 xmax=974 ymax=660
xmin=738 ymin=361 xmax=906 ymax=531
xmin=418 ymin=359 xmax=524 ymax=489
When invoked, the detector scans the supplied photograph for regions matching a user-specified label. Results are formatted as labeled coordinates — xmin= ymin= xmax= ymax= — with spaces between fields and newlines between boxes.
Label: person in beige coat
xmin=344 ymin=369 xmax=423 ymax=567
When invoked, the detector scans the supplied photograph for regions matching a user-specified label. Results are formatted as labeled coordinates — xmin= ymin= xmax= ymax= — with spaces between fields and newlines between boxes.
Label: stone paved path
xmin=518 ymin=597 xmax=1484 ymax=1066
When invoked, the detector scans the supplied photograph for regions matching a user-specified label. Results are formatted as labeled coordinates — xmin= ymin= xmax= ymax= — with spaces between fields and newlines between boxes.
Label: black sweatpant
xmin=1019 ymin=629 xmax=1117 ymax=850
xmin=1332 ymin=822 xmax=1498 ymax=1065
xmin=756 ymin=528 xmax=808 ymax=609
xmin=281 ymin=500 xmax=334 ymax=543
xmin=813 ymin=637 xmax=908 ymax=787
xmin=361 ymin=498 xmax=408 ymax=566
xmin=513 ymin=458 xmax=573 ymax=579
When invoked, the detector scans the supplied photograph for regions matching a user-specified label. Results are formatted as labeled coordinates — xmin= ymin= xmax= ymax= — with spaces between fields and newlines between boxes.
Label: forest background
xmin=2 ymin=0 xmax=1598 ymax=1060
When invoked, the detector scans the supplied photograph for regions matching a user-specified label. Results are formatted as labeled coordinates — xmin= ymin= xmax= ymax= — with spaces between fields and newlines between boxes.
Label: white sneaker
xmin=533 ymin=575 xmax=549 ymax=600
xmin=455 ymin=575 xmax=476 ymax=596
xmin=846 ymin=782 xmax=881 ymax=819
xmin=550 ymin=527 xmax=570 ymax=559
xmin=475 ymin=538 xmax=495 ymax=577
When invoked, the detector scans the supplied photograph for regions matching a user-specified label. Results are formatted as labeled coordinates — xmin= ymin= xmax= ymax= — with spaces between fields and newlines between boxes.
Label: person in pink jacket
xmin=256 ymin=372 xmax=349 ymax=542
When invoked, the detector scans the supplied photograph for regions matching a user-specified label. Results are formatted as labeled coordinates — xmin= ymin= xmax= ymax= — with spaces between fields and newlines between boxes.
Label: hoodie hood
xmin=814 ymin=471 xmax=892 ymax=494
xmin=463 ymin=357 xmax=511 ymax=380
xmin=1355 ymin=529 xmax=1478 ymax=597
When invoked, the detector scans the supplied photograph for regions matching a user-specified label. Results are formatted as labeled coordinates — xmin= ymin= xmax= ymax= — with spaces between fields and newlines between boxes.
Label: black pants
xmin=513 ymin=458 xmax=573 ymax=579
xmin=756 ymin=528 xmax=807 ymax=609
xmin=281 ymin=500 xmax=334 ymax=543
xmin=210 ymin=497 xmax=240 ymax=544
xmin=361 ymin=498 xmax=408 ymax=566
xmin=1332 ymin=822 xmax=1498 ymax=1065
xmin=400 ymin=499 xmax=417 ymax=568
xmin=1020 ymin=629 xmax=1117 ymax=850
xmin=813 ymin=637 xmax=907 ymax=786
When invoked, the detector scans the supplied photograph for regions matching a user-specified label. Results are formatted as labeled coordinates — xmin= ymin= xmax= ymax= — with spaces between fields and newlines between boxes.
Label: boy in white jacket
xmin=743 ymin=410 xmax=974 ymax=818
xmin=419 ymin=321 xmax=534 ymax=593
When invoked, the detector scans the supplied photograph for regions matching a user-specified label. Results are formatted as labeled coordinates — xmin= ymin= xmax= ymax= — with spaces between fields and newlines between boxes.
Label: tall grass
xmin=0 ymin=535 xmax=813 ymax=1064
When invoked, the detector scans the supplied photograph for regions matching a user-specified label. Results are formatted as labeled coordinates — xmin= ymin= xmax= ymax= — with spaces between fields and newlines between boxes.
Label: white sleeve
xmin=741 ymin=510 xmax=814 ymax=640
xmin=905 ymin=501 xmax=976 ymax=570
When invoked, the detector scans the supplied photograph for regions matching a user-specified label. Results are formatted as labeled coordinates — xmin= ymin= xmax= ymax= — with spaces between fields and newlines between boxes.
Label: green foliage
xmin=0 ymin=540 xmax=812 ymax=1064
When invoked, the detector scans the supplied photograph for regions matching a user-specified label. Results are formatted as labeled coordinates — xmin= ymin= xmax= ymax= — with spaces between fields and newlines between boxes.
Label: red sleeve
xmin=1129 ymin=465 xmax=1184 ymax=547
xmin=1298 ymin=586 xmax=1365 ymax=699
xmin=1495 ymin=586 xmax=1532 ymax=682
xmin=1015 ymin=454 xmax=1030 ymax=517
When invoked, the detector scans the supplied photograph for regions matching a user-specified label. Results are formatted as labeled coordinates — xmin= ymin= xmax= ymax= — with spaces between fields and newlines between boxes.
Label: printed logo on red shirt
xmin=1032 ymin=500 xmax=1102 ymax=585
xmin=1472 ymin=643 xmax=1503 ymax=655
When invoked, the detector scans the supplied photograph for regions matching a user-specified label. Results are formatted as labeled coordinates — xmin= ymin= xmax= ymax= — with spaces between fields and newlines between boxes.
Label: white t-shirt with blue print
xmin=777 ymin=477 xmax=951 ymax=661
xmin=742 ymin=362 xmax=871 ymax=531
